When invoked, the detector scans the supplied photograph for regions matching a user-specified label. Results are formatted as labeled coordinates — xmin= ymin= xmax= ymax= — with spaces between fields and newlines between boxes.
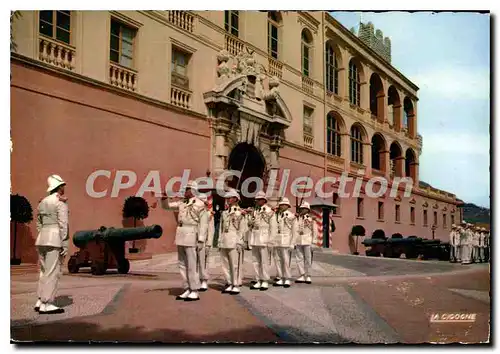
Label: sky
xmin=331 ymin=11 xmax=490 ymax=208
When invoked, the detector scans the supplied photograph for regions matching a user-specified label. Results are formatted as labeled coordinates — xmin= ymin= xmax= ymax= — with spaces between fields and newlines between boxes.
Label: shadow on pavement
xmin=11 ymin=320 xmax=284 ymax=343
xmin=10 ymin=320 xmax=364 ymax=344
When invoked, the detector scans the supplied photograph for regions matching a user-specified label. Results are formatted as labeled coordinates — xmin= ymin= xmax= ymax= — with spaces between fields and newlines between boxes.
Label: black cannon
xmin=68 ymin=225 xmax=163 ymax=275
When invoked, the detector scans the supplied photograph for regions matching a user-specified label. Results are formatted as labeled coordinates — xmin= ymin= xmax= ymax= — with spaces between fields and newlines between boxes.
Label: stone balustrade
xmin=303 ymin=134 xmax=313 ymax=148
xmin=109 ymin=63 xmax=137 ymax=92
xmin=166 ymin=11 xmax=194 ymax=33
xmin=171 ymin=86 xmax=191 ymax=109
xmin=38 ymin=36 xmax=75 ymax=71
xmin=302 ymin=76 xmax=314 ymax=95
xmin=268 ymin=57 xmax=283 ymax=79
xmin=224 ymin=34 xmax=244 ymax=56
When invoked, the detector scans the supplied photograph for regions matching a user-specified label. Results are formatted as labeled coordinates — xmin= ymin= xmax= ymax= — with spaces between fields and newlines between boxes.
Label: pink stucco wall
xmin=11 ymin=62 xmax=210 ymax=262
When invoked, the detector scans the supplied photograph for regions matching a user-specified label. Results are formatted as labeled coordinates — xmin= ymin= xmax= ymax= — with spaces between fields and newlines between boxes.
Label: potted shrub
xmin=350 ymin=225 xmax=365 ymax=255
xmin=10 ymin=194 xmax=33 ymax=265
xmin=122 ymin=196 xmax=149 ymax=253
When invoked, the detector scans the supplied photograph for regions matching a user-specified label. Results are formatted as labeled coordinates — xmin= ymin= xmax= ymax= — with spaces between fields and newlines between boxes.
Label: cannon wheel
xmin=68 ymin=256 xmax=80 ymax=274
xmin=91 ymin=261 xmax=107 ymax=275
xmin=117 ymin=259 xmax=130 ymax=274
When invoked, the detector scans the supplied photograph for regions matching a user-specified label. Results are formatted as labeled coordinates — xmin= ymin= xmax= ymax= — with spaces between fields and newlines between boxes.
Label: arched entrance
xmin=227 ymin=142 xmax=266 ymax=208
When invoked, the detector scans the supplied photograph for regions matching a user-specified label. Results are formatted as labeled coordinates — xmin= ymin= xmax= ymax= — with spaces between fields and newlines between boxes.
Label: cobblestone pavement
xmin=11 ymin=252 xmax=490 ymax=344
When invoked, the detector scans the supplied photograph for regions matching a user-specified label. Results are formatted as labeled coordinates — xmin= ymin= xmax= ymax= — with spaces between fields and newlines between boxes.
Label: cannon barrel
xmin=73 ymin=225 xmax=163 ymax=248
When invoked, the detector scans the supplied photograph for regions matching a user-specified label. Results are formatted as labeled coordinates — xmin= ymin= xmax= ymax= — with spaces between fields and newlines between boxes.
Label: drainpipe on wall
xmin=322 ymin=11 xmax=327 ymax=179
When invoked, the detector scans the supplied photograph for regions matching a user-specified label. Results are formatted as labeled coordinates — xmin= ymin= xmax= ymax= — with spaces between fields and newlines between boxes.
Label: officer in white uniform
xmin=161 ymin=181 xmax=208 ymax=301
xmin=449 ymin=224 xmax=457 ymax=262
xmin=273 ymin=197 xmax=297 ymax=288
xmin=197 ymin=194 xmax=215 ymax=292
xmin=460 ymin=222 xmax=472 ymax=265
xmin=246 ymin=191 xmax=275 ymax=290
xmin=473 ymin=226 xmax=480 ymax=263
xmin=218 ymin=189 xmax=246 ymax=294
xmin=294 ymin=201 xmax=317 ymax=284
xmin=478 ymin=227 xmax=485 ymax=263
xmin=34 ymin=175 xmax=69 ymax=314
xmin=455 ymin=224 xmax=463 ymax=263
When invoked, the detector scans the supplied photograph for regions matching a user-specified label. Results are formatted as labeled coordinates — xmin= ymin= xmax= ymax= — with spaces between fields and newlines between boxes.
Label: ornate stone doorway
xmin=227 ymin=142 xmax=266 ymax=208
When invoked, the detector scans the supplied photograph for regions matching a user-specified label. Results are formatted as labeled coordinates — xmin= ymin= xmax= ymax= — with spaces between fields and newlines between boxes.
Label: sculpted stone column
xmin=213 ymin=111 xmax=232 ymax=178
xmin=268 ymin=133 xmax=283 ymax=206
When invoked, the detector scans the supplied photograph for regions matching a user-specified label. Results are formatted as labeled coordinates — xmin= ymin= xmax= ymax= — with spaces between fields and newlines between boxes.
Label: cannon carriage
xmin=68 ymin=225 xmax=163 ymax=275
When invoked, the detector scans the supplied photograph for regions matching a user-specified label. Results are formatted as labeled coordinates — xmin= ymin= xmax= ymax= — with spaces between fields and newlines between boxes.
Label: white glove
xmin=196 ymin=241 xmax=204 ymax=251
xmin=60 ymin=248 xmax=68 ymax=257
xmin=289 ymin=244 xmax=295 ymax=250
xmin=236 ymin=244 xmax=244 ymax=252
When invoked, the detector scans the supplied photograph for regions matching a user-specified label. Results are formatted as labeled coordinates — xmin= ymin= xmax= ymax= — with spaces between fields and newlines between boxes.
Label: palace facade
xmin=11 ymin=11 xmax=464 ymax=262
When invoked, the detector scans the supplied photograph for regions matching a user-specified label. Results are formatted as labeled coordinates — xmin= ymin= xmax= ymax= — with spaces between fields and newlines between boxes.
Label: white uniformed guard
xmin=449 ymin=224 xmax=458 ymax=262
xmin=197 ymin=194 xmax=215 ymax=292
xmin=454 ymin=224 xmax=462 ymax=262
xmin=479 ymin=227 xmax=486 ymax=262
xmin=161 ymin=180 xmax=208 ymax=301
xmin=218 ymin=189 xmax=246 ymax=294
xmin=34 ymin=174 xmax=69 ymax=314
xmin=294 ymin=201 xmax=318 ymax=284
xmin=272 ymin=197 xmax=297 ymax=288
xmin=461 ymin=222 xmax=472 ymax=265
xmin=247 ymin=190 xmax=275 ymax=290
xmin=473 ymin=226 xmax=480 ymax=263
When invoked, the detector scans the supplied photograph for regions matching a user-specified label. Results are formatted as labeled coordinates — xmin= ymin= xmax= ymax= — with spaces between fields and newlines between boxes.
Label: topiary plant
xmin=350 ymin=225 xmax=365 ymax=255
xmin=351 ymin=225 xmax=366 ymax=237
xmin=122 ymin=196 xmax=149 ymax=253
xmin=372 ymin=229 xmax=386 ymax=239
xmin=10 ymin=194 xmax=33 ymax=265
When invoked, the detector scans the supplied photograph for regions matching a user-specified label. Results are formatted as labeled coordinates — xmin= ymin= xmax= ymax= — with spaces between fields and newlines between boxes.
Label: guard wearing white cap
xmin=218 ymin=189 xmax=246 ymax=294
xmin=246 ymin=190 xmax=275 ymax=290
xmin=273 ymin=197 xmax=297 ymax=288
xmin=478 ymin=227 xmax=485 ymax=263
xmin=34 ymin=174 xmax=69 ymax=314
xmin=473 ymin=226 xmax=480 ymax=263
xmin=161 ymin=181 xmax=208 ymax=301
xmin=460 ymin=222 xmax=472 ymax=265
xmin=294 ymin=201 xmax=317 ymax=284
xmin=197 ymin=194 xmax=215 ymax=292
xmin=449 ymin=224 xmax=458 ymax=262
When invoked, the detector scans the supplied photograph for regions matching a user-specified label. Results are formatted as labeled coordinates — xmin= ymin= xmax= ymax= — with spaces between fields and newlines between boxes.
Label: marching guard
xmin=197 ymin=194 xmax=215 ymax=292
xmin=449 ymin=224 xmax=459 ymax=263
xmin=161 ymin=181 xmax=208 ymax=301
xmin=246 ymin=191 xmax=275 ymax=290
xmin=218 ymin=189 xmax=246 ymax=294
xmin=294 ymin=201 xmax=317 ymax=284
xmin=34 ymin=175 xmax=69 ymax=314
xmin=473 ymin=226 xmax=480 ymax=263
xmin=272 ymin=197 xmax=297 ymax=288
xmin=460 ymin=222 xmax=472 ymax=265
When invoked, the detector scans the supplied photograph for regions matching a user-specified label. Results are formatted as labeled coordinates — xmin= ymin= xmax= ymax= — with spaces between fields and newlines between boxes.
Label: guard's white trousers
xmin=37 ymin=246 xmax=63 ymax=303
xmin=178 ymin=246 xmax=200 ymax=290
xmin=275 ymin=247 xmax=292 ymax=280
xmin=296 ymin=245 xmax=312 ymax=277
xmin=461 ymin=244 xmax=472 ymax=264
xmin=251 ymin=246 xmax=269 ymax=282
xmin=220 ymin=248 xmax=241 ymax=286
xmin=197 ymin=247 xmax=210 ymax=281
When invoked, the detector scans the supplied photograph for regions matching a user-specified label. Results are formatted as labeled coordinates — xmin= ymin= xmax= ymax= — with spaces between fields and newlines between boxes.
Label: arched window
xmin=371 ymin=133 xmax=386 ymax=171
xmin=224 ymin=11 xmax=239 ymax=37
xmin=349 ymin=60 xmax=361 ymax=106
xmin=327 ymin=113 xmax=342 ymax=157
xmin=325 ymin=43 xmax=338 ymax=94
xmin=350 ymin=125 xmax=363 ymax=164
xmin=268 ymin=12 xmax=280 ymax=60
xmin=301 ymin=29 xmax=313 ymax=77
